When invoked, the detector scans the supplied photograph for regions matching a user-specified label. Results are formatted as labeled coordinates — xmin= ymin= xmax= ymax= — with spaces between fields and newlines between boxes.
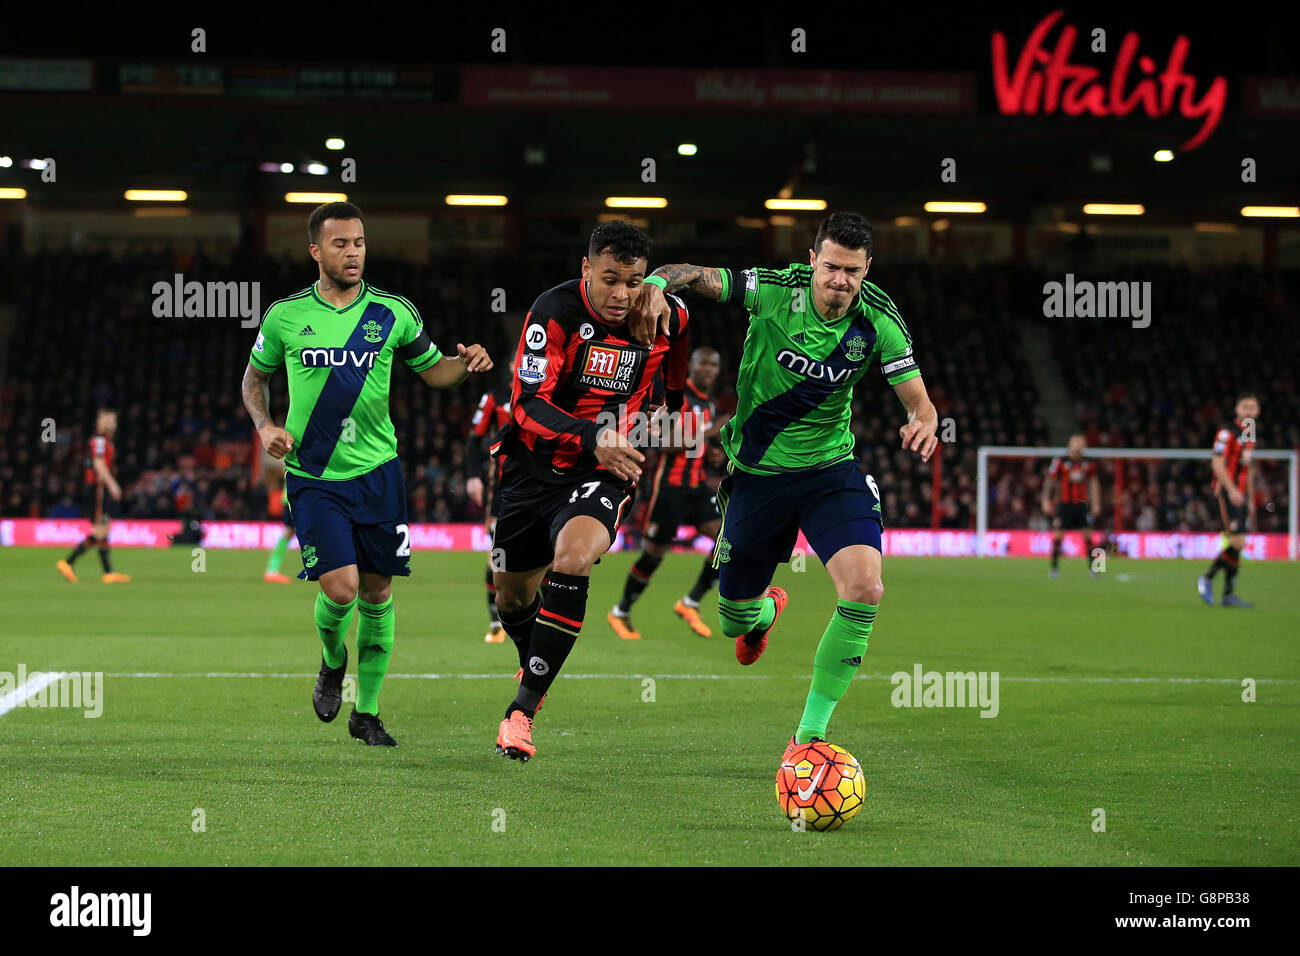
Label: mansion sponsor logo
xmin=890 ymin=663 xmax=999 ymax=718
xmin=577 ymin=342 xmax=642 ymax=394
xmin=50 ymin=886 xmax=151 ymax=936
xmin=0 ymin=667 xmax=103 ymax=718
xmin=152 ymin=274 xmax=261 ymax=327
xmin=1043 ymin=274 xmax=1152 ymax=328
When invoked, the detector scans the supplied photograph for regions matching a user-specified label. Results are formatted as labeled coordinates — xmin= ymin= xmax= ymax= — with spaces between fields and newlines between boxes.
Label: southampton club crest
xmin=362 ymin=320 xmax=383 ymax=343
xmin=302 ymin=545 xmax=318 ymax=568
xmin=844 ymin=334 xmax=868 ymax=362
xmin=716 ymin=537 xmax=732 ymax=564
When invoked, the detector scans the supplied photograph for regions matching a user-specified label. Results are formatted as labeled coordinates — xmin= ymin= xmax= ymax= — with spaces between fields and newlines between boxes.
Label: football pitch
xmin=2 ymin=546 xmax=1296 ymax=867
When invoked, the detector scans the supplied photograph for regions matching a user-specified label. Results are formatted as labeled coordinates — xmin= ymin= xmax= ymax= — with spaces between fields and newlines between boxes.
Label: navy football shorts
xmin=713 ymin=458 xmax=883 ymax=599
xmin=286 ymin=457 xmax=411 ymax=581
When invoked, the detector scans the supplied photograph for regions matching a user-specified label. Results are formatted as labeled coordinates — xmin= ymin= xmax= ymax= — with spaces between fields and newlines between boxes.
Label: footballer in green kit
xmin=637 ymin=212 xmax=939 ymax=757
xmin=242 ymin=202 xmax=493 ymax=746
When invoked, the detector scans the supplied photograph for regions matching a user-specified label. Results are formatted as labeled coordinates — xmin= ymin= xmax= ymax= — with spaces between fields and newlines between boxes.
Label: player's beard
xmin=327 ymin=263 xmax=363 ymax=290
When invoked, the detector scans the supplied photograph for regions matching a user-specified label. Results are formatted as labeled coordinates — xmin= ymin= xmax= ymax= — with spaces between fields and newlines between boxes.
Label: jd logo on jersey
xmin=301 ymin=347 xmax=379 ymax=370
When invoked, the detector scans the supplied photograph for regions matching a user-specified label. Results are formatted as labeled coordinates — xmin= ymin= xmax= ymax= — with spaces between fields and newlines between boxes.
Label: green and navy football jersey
xmin=248 ymin=281 xmax=441 ymax=480
xmin=715 ymin=263 xmax=920 ymax=475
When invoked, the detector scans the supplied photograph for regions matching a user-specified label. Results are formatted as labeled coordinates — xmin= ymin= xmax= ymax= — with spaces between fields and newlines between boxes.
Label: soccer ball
xmin=776 ymin=741 xmax=866 ymax=831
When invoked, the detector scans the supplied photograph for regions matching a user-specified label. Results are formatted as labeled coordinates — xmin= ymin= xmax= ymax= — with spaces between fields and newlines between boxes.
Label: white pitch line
xmin=94 ymin=672 xmax=1300 ymax=685
xmin=0 ymin=671 xmax=69 ymax=717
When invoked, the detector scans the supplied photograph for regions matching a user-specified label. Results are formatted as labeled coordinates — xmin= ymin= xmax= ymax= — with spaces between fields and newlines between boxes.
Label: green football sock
xmin=265 ymin=533 xmax=290 ymax=575
xmin=716 ymin=594 xmax=776 ymax=639
xmin=796 ymin=601 xmax=876 ymax=743
xmin=315 ymin=592 xmax=355 ymax=669
xmin=355 ymin=597 xmax=395 ymax=715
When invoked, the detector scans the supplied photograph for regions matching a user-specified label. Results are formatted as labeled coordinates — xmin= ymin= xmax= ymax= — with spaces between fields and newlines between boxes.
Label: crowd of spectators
xmin=1 ymin=247 xmax=1294 ymax=536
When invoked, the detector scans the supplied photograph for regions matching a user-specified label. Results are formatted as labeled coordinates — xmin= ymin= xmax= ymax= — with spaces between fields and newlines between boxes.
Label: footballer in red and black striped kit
xmin=1197 ymin=393 xmax=1260 ymax=608
xmin=489 ymin=221 xmax=690 ymax=761
xmin=56 ymin=408 xmax=131 ymax=584
xmin=610 ymin=347 xmax=728 ymax=641
xmin=1041 ymin=433 xmax=1103 ymax=579
xmin=466 ymin=382 xmax=513 ymax=643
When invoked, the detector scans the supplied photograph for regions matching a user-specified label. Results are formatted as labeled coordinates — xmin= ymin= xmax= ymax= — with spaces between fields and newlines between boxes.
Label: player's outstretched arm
xmin=893 ymin=375 xmax=939 ymax=463
xmin=242 ymin=362 xmax=294 ymax=459
xmin=649 ymin=264 xmax=727 ymax=300
xmin=628 ymin=265 xmax=727 ymax=343
xmin=419 ymin=343 xmax=493 ymax=388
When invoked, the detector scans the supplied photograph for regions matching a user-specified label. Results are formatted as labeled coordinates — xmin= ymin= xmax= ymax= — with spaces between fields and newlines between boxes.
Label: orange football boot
xmin=607 ymin=608 xmax=642 ymax=640
xmin=673 ymin=599 xmax=712 ymax=637
xmin=263 ymin=571 xmax=292 ymax=584
xmin=736 ymin=585 xmax=787 ymax=666
xmin=55 ymin=560 xmax=78 ymax=583
xmin=101 ymin=572 xmax=131 ymax=583
xmin=496 ymin=710 xmax=536 ymax=762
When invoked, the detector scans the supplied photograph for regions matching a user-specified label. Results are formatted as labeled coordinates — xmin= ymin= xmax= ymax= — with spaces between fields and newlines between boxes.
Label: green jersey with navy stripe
xmin=248 ymin=280 xmax=441 ymax=480
xmin=716 ymin=263 xmax=920 ymax=475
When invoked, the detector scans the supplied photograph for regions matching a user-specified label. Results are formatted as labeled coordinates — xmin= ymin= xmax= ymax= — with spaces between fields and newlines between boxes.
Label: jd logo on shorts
xmin=716 ymin=537 xmax=732 ymax=564
xmin=302 ymin=545 xmax=318 ymax=568
xmin=528 ymin=656 xmax=549 ymax=676
xmin=362 ymin=320 xmax=383 ymax=343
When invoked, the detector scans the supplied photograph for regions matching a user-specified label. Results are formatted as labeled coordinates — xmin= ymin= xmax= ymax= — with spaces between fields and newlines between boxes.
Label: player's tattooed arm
xmin=243 ymin=362 xmax=294 ymax=459
xmin=629 ymin=264 xmax=725 ymax=344
xmin=649 ymin=264 xmax=726 ymax=300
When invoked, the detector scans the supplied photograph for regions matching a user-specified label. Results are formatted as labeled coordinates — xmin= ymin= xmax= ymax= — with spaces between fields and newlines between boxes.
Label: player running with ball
xmin=636 ymin=212 xmax=939 ymax=755
xmin=242 ymin=202 xmax=493 ymax=746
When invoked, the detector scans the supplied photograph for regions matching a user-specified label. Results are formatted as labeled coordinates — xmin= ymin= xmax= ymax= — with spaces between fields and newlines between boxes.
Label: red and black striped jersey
xmin=493 ymin=278 xmax=690 ymax=484
xmin=466 ymin=385 xmax=512 ymax=477
xmin=1047 ymin=456 xmax=1095 ymax=505
xmin=1212 ymin=419 xmax=1254 ymax=494
xmin=83 ymin=433 xmax=115 ymax=486
xmin=661 ymin=379 xmax=716 ymax=488
xmin=471 ymin=386 xmax=513 ymax=438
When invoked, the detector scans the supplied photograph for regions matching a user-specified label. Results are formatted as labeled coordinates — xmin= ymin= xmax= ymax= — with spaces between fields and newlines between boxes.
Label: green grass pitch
xmin=1 ymin=546 xmax=1296 ymax=866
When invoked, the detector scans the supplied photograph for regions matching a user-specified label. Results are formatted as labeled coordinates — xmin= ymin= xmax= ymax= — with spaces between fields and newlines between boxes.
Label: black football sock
xmin=98 ymin=545 xmax=113 ymax=574
xmin=1222 ymin=547 xmax=1240 ymax=596
xmin=485 ymin=565 xmax=501 ymax=626
xmin=618 ymin=553 xmax=662 ymax=613
xmin=1205 ymin=551 xmax=1228 ymax=579
xmin=65 ymin=535 xmax=95 ymax=566
xmin=512 ymin=571 xmax=589 ymax=715
xmin=686 ymin=559 xmax=719 ymax=604
xmin=1050 ymin=536 xmax=1062 ymax=570
xmin=498 ymin=593 xmax=542 ymax=671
